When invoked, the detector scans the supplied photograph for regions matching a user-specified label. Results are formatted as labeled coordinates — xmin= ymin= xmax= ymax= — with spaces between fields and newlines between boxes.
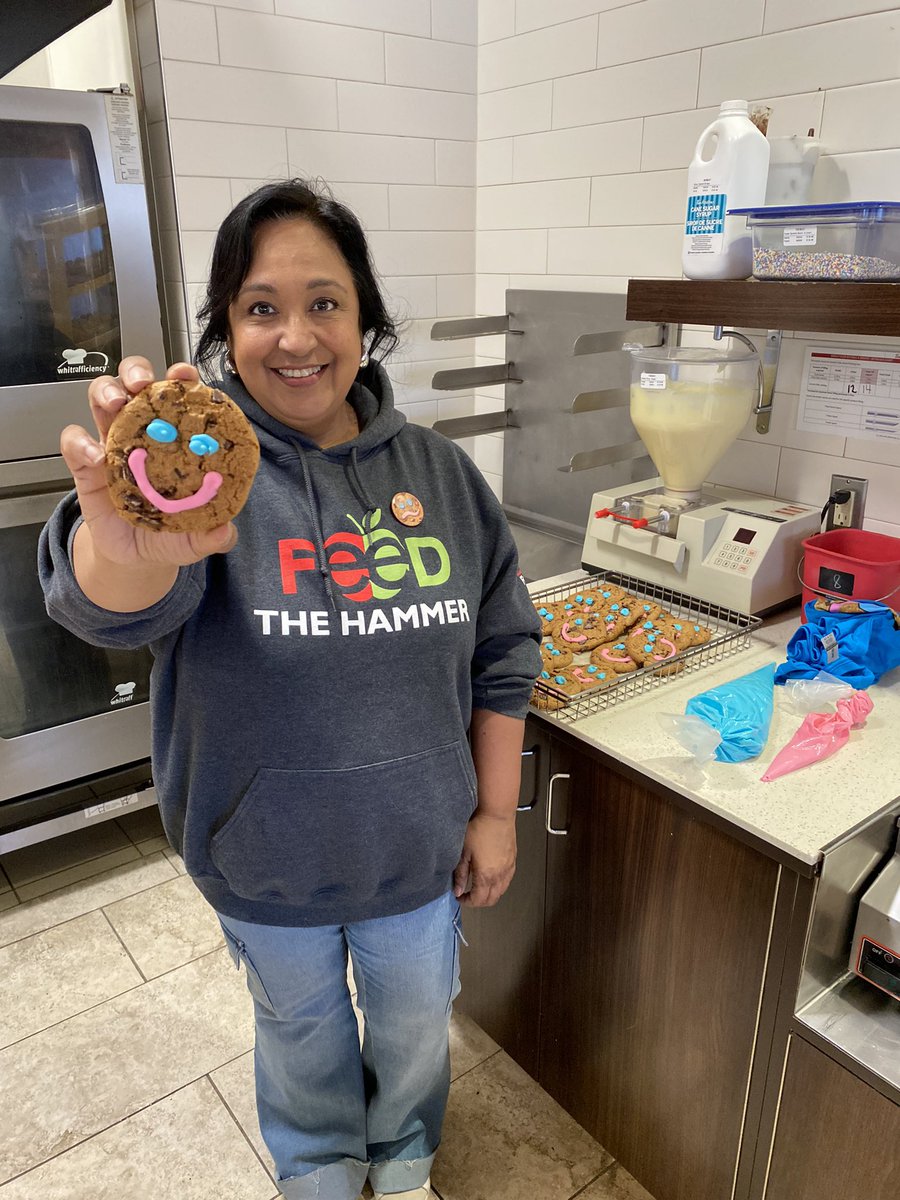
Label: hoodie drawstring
xmin=293 ymin=442 xmax=337 ymax=610
xmin=347 ymin=446 xmax=379 ymax=537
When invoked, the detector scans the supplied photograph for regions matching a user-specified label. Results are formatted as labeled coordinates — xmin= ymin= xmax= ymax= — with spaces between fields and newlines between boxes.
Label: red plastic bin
xmin=801 ymin=528 xmax=900 ymax=617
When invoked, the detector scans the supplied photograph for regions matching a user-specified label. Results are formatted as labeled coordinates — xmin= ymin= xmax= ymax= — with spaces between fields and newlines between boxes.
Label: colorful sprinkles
xmin=753 ymin=248 xmax=900 ymax=280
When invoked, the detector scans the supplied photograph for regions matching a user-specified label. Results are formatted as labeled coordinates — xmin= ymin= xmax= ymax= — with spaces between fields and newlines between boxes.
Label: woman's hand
xmin=60 ymin=357 xmax=237 ymax=571
xmin=453 ymin=811 xmax=517 ymax=908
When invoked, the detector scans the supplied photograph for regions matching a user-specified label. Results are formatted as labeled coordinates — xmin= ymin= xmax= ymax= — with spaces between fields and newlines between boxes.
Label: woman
xmin=39 ymin=180 xmax=541 ymax=1200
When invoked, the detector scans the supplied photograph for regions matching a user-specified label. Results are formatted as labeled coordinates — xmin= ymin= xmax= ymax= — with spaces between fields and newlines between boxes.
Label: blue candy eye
xmin=146 ymin=419 xmax=177 ymax=443
xmin=189 ymin=434 xmax=220 ymax=456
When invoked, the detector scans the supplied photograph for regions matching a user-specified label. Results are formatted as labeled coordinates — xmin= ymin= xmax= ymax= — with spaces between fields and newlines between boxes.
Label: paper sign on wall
xmin=798 ymin=345 xmax=900 ymax=442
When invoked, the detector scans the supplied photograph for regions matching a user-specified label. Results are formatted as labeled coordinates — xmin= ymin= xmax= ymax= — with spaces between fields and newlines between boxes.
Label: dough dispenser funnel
xmin=623 ymin=344 xmax=760 ymax=508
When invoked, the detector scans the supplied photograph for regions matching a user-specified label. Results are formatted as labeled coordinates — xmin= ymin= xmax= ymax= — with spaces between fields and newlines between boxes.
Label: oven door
xmin=0 ymin=485 xmax=152 ymax=805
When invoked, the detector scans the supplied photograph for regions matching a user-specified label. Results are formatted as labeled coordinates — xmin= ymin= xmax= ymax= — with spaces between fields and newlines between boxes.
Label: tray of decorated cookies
xmin=529 ymin=571 xmax=761 ymax=721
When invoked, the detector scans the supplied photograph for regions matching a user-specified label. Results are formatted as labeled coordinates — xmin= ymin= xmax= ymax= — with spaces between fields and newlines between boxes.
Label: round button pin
xmin=391 ymin=491 xmax=424 ymax=526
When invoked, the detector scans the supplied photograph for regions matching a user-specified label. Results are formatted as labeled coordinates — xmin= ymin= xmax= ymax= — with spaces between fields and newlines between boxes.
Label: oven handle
xmin=0 ymin=489 xmax=70 ymax=529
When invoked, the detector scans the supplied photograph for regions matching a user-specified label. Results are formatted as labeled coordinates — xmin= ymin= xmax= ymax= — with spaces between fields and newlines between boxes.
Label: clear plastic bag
xmin=781 ymin=670 xmax=853 ymax=713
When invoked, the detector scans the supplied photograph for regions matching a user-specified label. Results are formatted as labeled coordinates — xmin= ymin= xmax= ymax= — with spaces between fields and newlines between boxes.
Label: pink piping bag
xmin=761 ymin=691 xmax=874 ymax=782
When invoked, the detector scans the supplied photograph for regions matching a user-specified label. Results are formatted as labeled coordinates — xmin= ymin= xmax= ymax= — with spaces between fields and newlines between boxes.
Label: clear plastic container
xmin=628 ymin=345 xmax=759 ymax=498
xmin=728 ymin=201 xmax=900 ymax=280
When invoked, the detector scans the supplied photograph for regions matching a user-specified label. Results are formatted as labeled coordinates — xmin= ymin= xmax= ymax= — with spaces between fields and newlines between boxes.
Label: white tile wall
xmin=478 ymin=0 xmax=515 ymax=44
xmin=431 ymin=0 xmax=477 ymax=45
xmin=478 ymin=17 xmax=598 ymax=92
xmin=385 ymin=34 xmax=476 ymax=91
xmin=763 ymin=0 xmax=899 ymax=33
xmin=594 ymin=0 xmax=764 ymax=67
xmin=697 ymin=12 xmax=900 ymax=105
xmin=479 ymin=82 xmax=551 ymax=141
xmin=512 ymin=120 xmax=642 ymax=182
xmin=137 ymin=1 xmax=900 ymax=523
xmin=138 ymin=0 xmax=477 ymax=416
xmin=163 ymin=61 xmax=339 ymax=129
xmin=275 ymin=0 xmax=430 ymax=36
xmin=389 ymin=185 xmax=475 ymax=230
xmin=515 ymin=0 xmax=642 ymax=36
xmin=216 ymin=8 xmax=385 ymax=81
xmin=337 ymin=82 xmax=475 ymax=140
xmin=552 ymin=51 xmax=701 ymax=127
xmin=472 ymin=0 xmax=900 ymax=537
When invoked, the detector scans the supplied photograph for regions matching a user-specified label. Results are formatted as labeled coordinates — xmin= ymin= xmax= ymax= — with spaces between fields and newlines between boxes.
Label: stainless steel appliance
xmin=851 ymin=825 xmax=900 ymax=1002
xmin=0 ymin=84 xmax=165 ymax=851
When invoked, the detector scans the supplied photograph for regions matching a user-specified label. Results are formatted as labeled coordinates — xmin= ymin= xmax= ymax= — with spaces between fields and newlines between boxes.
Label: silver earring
xmin=359 ymin=350 xmax=370 ymax=369
xmin=224 ymin=356 xmax=237 ymax=375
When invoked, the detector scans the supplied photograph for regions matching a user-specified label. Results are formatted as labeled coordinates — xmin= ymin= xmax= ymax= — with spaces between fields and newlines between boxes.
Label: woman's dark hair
xmin=194 ymin=178 xmax=399 ymax=376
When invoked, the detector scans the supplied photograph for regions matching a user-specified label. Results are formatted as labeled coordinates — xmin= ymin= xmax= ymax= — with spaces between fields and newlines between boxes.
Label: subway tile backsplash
xmin=137 ymin=0 xmax=900 ymax=536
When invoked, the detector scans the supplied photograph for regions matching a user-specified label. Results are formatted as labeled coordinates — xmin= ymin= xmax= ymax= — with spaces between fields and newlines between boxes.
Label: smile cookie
xmin=540 ymin=640 xmax=574 ymax=670
xmin=557 ymin=609 xmax=610 ymax=651
xmin=105 ymin=380 xmax=260 ymax=532
xmin=590 ymin=640 xmax=639 ymax=674
xmin=626 ymin=619 xmax=682 ymax=666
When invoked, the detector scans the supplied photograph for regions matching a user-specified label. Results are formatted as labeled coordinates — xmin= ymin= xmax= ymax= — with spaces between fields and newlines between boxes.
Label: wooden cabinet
xmin=539 ymin=736 xmax=779 ymax=1200
xmin=765 ymin=1035 xmax=900 ymax=1200
xmin=458 ymin=719 xmax=782 ymax=1200
xmin=457 ymin=721 xmax=550 ymax=1078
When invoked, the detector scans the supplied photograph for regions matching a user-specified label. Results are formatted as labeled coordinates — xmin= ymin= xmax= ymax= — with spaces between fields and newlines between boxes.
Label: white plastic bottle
xmin=682 ymin=99 xmax=770 ymax=280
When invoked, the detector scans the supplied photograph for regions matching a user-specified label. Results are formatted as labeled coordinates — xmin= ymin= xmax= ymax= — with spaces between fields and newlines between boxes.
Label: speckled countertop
xmin=529 ymin=571 xmax=900 ymax=869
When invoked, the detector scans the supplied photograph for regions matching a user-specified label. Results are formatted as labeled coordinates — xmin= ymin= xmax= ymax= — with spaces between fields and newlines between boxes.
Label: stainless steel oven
xmin=0 ymin=84 xmax=165 ymax=848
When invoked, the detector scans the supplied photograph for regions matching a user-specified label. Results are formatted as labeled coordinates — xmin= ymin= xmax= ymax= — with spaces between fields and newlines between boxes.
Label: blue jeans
xmin=218 ymin=892 xmax=462 ymax=1199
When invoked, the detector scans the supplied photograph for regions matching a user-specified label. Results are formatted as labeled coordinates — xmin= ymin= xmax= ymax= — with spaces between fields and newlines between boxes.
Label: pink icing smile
xmin=128 ymin=448 xmax=223 ymax=514
xmin=650 ymin=637 xmax=677 ymax=661
xmin=600 ymin=646 xmax=631 ymax=664
xmin=560 ymin=620 xmax=587 ymax=644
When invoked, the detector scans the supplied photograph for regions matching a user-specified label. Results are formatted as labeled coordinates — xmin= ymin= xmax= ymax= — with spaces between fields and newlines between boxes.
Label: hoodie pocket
xmin=209 ymin=740 xmax=477 ymax=908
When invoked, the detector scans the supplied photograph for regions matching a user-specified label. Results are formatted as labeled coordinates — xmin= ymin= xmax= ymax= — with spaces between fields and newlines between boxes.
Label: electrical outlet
xmin=827 ymin=475 xmax=868 ymax=530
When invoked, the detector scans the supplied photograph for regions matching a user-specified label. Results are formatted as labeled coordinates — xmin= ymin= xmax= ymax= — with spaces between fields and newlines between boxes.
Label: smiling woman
xmin=39 ymin=177 xmax=541 ymax=1200
xmin=224 ymin=219 xmax=364 ymax=447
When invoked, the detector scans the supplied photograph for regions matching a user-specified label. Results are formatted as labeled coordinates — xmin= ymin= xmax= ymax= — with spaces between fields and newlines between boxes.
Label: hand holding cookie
xmin=60 ymin=358 xmax=253 ymax=571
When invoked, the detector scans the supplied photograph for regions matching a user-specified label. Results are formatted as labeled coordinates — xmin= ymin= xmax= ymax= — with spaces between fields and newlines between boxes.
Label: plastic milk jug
xmin=682 ymin=100 xmax=770 ymax=280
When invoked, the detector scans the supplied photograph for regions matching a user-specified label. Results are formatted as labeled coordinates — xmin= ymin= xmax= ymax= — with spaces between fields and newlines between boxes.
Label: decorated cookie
xmin=530 ymin=686 xmax=566 ymax=712
xmin=590 ymin=640 xmax=639 ymax=674
xmin=624 ymin=598 xmax=664 ymax=627
xmin=105 ymin=379 xmax=259 ymax=532
xmin=594 ymin=582 xmax=627 ymax=606
xmin=540 ymin=639 xmax=574 ymax=670
xmin=562 ymin=589 xmax=602 ymax=612
xmin=626 ymin=619 xmax=681 ymax=666
xmin=569 ymin=663 xmax=616 ymax=691
xmin=686 ymin=621 xmax=713 ymax=646
xmin=593 ymin=598 xmax=636 ymax=641
xmin=557 ymin=608 xmax=611 ymax=651
xmin=534 ymin=602 xmax=562 ymax=635
xmin=658 ymin=618 xmax=694 ymax=653
xmin=653 ymin=660 xmax=687 ymax=678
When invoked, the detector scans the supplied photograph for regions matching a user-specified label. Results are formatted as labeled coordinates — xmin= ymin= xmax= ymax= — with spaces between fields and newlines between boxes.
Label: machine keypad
xmin=711 ymin=541 xmax=759 ymax=574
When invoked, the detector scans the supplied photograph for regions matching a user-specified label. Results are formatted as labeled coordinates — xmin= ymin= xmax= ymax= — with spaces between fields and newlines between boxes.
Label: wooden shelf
xmin=625 ymin=279 xmax=900 ymax=336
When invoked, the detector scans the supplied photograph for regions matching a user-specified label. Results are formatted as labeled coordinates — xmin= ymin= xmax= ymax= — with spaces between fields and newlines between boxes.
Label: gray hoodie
xmin=39 ymin=364 xmax=541 ymax=926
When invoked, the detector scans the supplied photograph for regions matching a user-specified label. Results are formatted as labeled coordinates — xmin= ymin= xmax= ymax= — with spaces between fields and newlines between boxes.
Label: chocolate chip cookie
xmin=105 ymin=379 xmax=260 ymax=532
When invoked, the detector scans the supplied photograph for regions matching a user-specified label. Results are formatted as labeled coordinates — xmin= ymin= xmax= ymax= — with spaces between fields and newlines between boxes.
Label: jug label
xmin=784 ymin=226 xmax=817 ymax=246
xmin=640 ymin=373 xmax=667 ymax=390
xmin=685 ymin=191 xmax=726 ymax=237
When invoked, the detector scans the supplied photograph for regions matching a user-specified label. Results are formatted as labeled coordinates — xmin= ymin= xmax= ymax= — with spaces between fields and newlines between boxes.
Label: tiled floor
xmin=0 ymin=811 xmax=655 ymax=1200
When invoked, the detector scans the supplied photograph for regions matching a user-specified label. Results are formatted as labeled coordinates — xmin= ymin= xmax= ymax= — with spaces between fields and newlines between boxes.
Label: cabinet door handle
xmin=546 ymin=772 xmax=570 ymax=835
xmin=517 ymin=746 xmax=539 ymax=811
